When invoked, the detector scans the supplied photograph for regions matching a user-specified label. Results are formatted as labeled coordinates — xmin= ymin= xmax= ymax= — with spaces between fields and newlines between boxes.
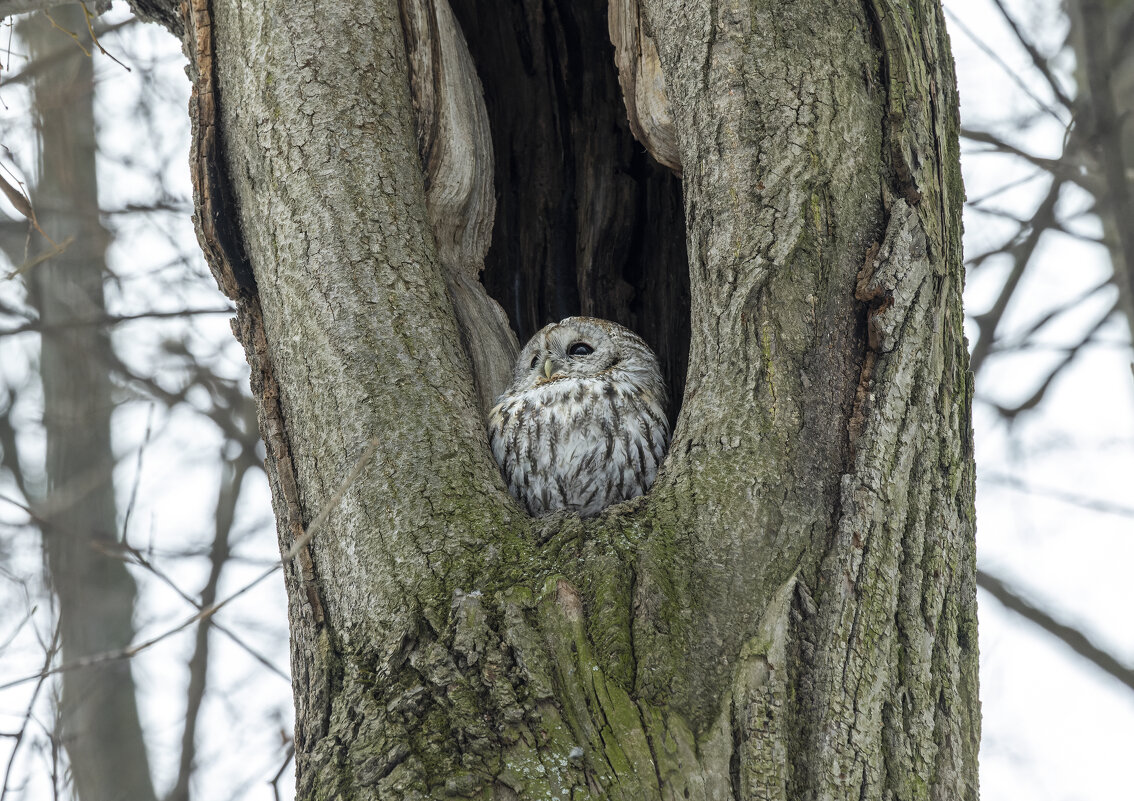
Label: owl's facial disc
xmin=511 ymin=319 xmax=624 ymax=390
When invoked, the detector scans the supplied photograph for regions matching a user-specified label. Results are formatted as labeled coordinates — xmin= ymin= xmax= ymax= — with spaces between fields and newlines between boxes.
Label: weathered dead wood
xmin=398 ymin=0 xmax=517 ymax=413
xmin=607 ymin=0 xmax=681 ymax=175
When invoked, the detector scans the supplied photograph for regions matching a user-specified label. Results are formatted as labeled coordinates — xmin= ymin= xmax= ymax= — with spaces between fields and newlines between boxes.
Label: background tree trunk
xmin=149 ymin=0 xmax=979 ymax=796
xmin=1068 ymin=0 xmax=1134 ymax=339
xmin=21 ymin=8 xmax=158 ymax=801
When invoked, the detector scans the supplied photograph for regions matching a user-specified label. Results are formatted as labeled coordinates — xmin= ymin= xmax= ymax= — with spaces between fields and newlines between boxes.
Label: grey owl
xmin=487 ymin=316 xmax=670 ymax=517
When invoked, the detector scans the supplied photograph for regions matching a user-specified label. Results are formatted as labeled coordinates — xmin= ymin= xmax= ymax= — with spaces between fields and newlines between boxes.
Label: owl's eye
xmin=567 ymin=342 xmax=594 ymax=357
xmin=530 ymin=355 xmax=539 ymax=369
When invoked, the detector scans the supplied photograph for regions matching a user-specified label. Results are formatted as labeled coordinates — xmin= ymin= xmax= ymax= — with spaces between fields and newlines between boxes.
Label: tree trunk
xmin=149 ymin=0 xmax=978 ymax=796
xmin=1067 ymin=0 xmax=1134 ymax=340
xmin=23 ymin=9 xmax=157 ymax=801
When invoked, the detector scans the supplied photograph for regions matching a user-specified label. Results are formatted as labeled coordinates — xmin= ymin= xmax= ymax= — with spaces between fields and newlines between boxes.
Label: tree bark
xmin=22 ymin=9 xmax=157 ymax=801
xmin=156 ymin=0 xmax=978 ymax=797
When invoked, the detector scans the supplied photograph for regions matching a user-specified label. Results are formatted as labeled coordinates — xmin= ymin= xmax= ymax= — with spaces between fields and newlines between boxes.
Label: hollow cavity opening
xmin=450 ymin=0 xmax=691 ymax=416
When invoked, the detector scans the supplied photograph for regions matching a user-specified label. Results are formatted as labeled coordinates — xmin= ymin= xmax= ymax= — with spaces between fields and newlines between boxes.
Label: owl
xmin=487 ymin=317 xmax=670 ymax=517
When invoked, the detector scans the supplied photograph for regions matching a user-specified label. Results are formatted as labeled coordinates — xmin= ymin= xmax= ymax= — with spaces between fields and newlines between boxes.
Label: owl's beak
xmin=543 ymin=358 xmax=555 ymax=379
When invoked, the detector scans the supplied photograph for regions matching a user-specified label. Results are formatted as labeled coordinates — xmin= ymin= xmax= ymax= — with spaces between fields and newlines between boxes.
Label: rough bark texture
xmin=24 ymin=9 xmax=158 ymax=801
xmin=165 ymin=0 xmax=978 ymax=797
xmin=607 ymin=0 xmax=681 ymax=174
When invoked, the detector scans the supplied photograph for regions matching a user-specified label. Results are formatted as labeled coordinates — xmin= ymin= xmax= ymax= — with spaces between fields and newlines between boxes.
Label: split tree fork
xmin=20 ymin=0 xmax=979 ymax=796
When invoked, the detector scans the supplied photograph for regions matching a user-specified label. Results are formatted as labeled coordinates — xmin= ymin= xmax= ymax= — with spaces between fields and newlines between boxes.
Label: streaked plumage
xmin=487 ymin=317 xmax=669 ymax=517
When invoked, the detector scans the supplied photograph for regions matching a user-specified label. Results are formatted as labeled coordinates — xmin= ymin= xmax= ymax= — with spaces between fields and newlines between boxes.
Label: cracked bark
xmin=137 ymin=0 xmax=977 ymax=796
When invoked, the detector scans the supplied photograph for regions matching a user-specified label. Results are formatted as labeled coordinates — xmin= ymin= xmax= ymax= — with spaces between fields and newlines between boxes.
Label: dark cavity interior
xmin=450 ymin=0 xmax=691 ymax=416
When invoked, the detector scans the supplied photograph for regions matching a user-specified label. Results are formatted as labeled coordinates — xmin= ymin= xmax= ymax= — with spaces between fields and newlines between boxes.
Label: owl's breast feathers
xmin=487 ymin=373 xmax=669 ymax=517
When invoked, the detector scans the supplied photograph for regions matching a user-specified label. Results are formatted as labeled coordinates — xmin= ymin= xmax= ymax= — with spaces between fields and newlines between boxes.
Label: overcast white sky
xmin=948 ymin=0 xmax=1134 ymax=798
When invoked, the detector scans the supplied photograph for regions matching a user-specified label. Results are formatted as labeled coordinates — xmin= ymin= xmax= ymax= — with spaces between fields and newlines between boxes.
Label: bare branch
xmin=987 ymin=0 xmax=1074 ymax=111
xmin=0 ymin=16 xmax=134 ymax=85
xmin=0 ymin=557 xmax=273 ymax=693
xmin=945 ymin=7 xmax=1070 ymax=125
xmin=120 ymin=404 xmax=154 ymax=542
xmin=170 ymin=451 xmax=255 ymax=801
xmin=115 ymin=541 xmax=289 ymax=682
xmin=0 ymin=0 xmax=102 ymax=18
xmin=965 ymin=168 xmax=1047 ymax=207
xmin=978 ymin=570 xmax=1134 ymax=693
xmin=989 ymin=299 xmax=1116 ymax=417
xmin=0 ymin=627 xmax=60 ymax=801
xmin=969 ymin=177 xmax=1064 ymax=374
xmin=992 ymin=276 xmax=1112 ymax=351
xmin=0 ymin=307 xmax=235 ymax=337
xmin=961 ymin=129 xmax=1081 ymax=186
xmin=269 ymin=742 xmax=294 ymax=801
xmin=0 ymin=438 xmax=380 ymax=694
xmin=982 ymin=472 xmax=1134 ymax=518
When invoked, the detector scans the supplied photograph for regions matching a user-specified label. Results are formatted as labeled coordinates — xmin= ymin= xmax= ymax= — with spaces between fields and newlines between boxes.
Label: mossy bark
xmin=165 ymin=0 xmax=978 ymax=797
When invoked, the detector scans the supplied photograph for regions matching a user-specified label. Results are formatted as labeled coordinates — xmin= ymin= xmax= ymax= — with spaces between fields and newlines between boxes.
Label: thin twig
xmin=78 ymin=2 xmax=130 ymax=72
xmin=0 ymin=17 xmax=135 ymax=89
xmin=41 ymin=9 xmax=89 ymax=57
xmin=965 ymin=168 xmax=1047 ymax=207
xmin=961 ymin=129 xmax=1076 ymax=182
xmin=269 ymin=741 xmax=295 ymax=801
xmin=0 ymin=605 xmax=37 ymax=652
xmin=0 ymin=627 xmax=60 ymax=801
xmin=989 ymin=300 xmax=1116 ymax=417
xmin=120 ymin=404 xmax=155 ymax=543
xmin=0 ymin=307 xmax=236 ymax=338
xmin=992 ymin=276 xmax=1113 ymax=351
xmin=3 ymin=235 xmax=74 ymax=279
xmin=102 ymin=541 xmax=288 ymax=681
xmin=0 ymin=159 xmax=58 ymax=248
xmin=987 ymin=0 xmax=1074 ymax=110
xmin=969 ymin=177 xmax=1065 ymax=374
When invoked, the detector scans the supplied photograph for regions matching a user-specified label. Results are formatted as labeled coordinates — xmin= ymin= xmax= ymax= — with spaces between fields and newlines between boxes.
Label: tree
xmin=5 ymin=9 xmax=158 ymax=801
xmin=12 ymin=0 xmax=980 ymax=796
xmin=954 ymin=0 xmax=1134 ymax=684
xmin=0 ymin=11 xmax=286 ymax=799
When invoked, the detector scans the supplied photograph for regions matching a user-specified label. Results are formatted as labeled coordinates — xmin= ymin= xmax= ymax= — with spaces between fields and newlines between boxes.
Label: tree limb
xmin=961 ymin=129 xmax=1084 ymax=188
xmin=169 ymin=452 xmax=253 ymax=801
xmin=981 ymin=472 xmax=1134 ymax=517
xmin=0 ymin=307 xmax=235 ymax=338
xmin=945 ymin=7 xmax=1069 ymax=125
xmin=987 ymin=0 xmax=1074 ymax=111
xmin=989 ymin=299 xmax=1116 ymax=418
xmin=0 ymin=0 xmax=101 ymax=19
xmin=977 ymin=570 xmax=1134 ymax=693
xmin=969 ymin=177 xmax=1064 ymax=374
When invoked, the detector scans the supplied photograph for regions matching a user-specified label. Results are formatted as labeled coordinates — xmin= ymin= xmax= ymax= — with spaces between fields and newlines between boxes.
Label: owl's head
xmin=505 ymin=316 xmax=666 ymax=403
